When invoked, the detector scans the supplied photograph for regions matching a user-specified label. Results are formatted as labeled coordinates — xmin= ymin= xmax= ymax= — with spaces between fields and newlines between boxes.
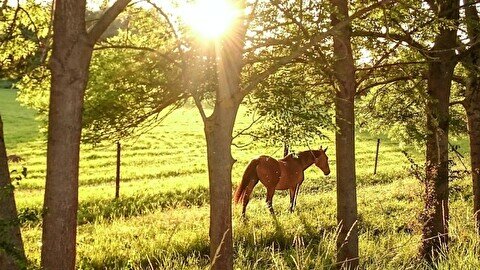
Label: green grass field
xmin=1 ymin=88 xmax=479 ymax=269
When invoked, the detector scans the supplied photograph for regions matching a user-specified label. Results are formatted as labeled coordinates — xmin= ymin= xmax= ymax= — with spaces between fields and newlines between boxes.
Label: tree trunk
xmin=0 ymin=115 xmax=26 ymax=269
xmin=420 ymin=0 xmax=459 ymax=261
xmin=330 ymin=0 xmax=358 ymax=268
xmin=40 ymin=1 xmax=130 ymax=268
xmin=204 ymin=43 xmax=244 ymax=270
xmin=204 ymin=103 xmax=240 ymax=270
xmin=464 ymin=72 xmax=480 ymax=233
xmin=199 ymin=5 xmax=246 ymax=268
xmin=41 ymin=1 xmax=92 ymax=269
xmin=115 ymin=141 xmax=121 ymax=199
xmin=466 ymin=96 xmax=480 ymax=233
xmin=463 ymin=0 xmax=480 ymax=235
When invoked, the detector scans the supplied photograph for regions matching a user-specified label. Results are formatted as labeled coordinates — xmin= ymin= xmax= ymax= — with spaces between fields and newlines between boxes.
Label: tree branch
xmin=356 ymin=75 xmax=420 ymax=96
xmin=353 ymin=30 xmax=427 ymax=54
xmin=192 ymin=95 xmax=208 ymax=123
xmin=242 ymin=0 xmax=395 ymax=93
xmin=232 ymin=111 xmax=263 ymax=141
xmin=356 ymin=61 xmax=426 ymax=71
xmin=87 ymin=0 xmax=132 ymax=44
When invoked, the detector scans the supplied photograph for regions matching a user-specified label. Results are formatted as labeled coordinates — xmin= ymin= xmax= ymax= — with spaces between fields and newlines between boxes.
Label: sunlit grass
xmin=3 ymin=89 xmax=479 ymax=269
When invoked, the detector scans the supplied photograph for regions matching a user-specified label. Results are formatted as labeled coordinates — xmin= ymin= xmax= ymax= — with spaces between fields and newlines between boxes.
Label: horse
xmin=234 ymin=146 xmax=330 ymax=217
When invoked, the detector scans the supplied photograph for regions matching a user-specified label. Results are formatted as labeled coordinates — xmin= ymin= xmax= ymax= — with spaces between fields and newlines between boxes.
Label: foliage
xmin=350 ymin=0 xmax=468 ymax=145
xmin=241 ymin=0 xmax=336 ymax=148
xmin=0 ymin=0 xmax=51 ymax=78
xmin=246 ymin=64 xmax=333 ymax=147
xmin=83 ymin=8 xmax=187 ymax=144
xmin=16 ymin=6 xmax=189 ymax=144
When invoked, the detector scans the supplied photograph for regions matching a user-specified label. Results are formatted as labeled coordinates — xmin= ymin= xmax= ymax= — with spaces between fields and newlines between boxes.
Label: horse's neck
xmin=296 ymin=151 xmax=316 ymax=170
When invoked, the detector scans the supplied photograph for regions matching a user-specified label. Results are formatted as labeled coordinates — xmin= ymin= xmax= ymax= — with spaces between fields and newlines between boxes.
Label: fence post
xmin=115 ymin=141 xmax=121 ymax=198
xmin=374 ymin=138 xmax=380 ymax=175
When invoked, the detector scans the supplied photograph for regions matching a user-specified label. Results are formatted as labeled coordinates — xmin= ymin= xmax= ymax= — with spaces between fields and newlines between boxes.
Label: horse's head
xmin=314 ymin=146 xmax=330 ymax=175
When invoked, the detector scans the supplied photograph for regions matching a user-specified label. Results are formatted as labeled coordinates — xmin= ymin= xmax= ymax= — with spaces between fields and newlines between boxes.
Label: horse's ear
xmin=320 ymin=145 xmax=323 ymax=150
xmin=324 ymin=146 xmax=328 ymax=153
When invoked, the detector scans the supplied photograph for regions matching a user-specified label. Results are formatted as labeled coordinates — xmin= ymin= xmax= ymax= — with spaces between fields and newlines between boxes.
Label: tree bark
xmin=420 ymin=0 xmax=459 ymax=261
xmin=0 ymin=115 xmax=26 ymax=269
xmin=330 ymin=0 xmax=358 ymax=268
xmin=195 ymin=3 xmax=246 ymax=268
xmin=204 ymin=103 xmax=240 ymax=270
xmin=205 ymin=49 xmax=244 ymax=269
xmin=464 ymin=70 xmax=480 ymax=233
xmin=41 ymin=1 xmax=131 ymax=269
xmin=41 ymin=1 xmax=92 ymax=269
xmin=462 ymin=0 xmax=480 ymax=234
xmin=466 ymin=92 xmax=480 ymax=233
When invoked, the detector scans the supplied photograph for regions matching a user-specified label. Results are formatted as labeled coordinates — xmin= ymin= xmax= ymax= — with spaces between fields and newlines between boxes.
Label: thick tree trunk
xmin=420 ymin=0 xmax=458 ymax=261
xmin=330 ymin=0 xmax=358 ymax=268
xmin=463 ymin=0 xmax=480 ymax=234
xmin=201 ymin=5 xmax=246 ymax=268
xmin=40 ymin=1 xmax=92 ymax=268
xmin=40 ymin=1 xmax=130 ymax=269
xmin=465 ymin=82 xmax=480 ymax=233
xmin=204 ymin=103 xmax=239 ymax=270
xmin=0 ymin=115 xmax=26 ymax=270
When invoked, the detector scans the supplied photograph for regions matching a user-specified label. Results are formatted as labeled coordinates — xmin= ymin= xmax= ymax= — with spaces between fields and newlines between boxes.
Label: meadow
xmin=1 ymin=88 xmax=479 ymax=269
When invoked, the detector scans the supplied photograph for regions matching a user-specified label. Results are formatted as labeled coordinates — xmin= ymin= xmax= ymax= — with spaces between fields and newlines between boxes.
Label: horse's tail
xmin=234 ymin=158 xmax=259 ymax=204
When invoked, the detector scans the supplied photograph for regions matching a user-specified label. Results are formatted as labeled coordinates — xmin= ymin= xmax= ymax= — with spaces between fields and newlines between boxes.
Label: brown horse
xmin=234 ymin=146 xmax=330 ymax=216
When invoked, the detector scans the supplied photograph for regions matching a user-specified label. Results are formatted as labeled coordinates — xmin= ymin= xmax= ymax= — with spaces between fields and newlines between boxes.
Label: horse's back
xmin=256 ymin=156 xmax=281 ymax=187
xmin=276 ymin=155 xmax=304 ymax=190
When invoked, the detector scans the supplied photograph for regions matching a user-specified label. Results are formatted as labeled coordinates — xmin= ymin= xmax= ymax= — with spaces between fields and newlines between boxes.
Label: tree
xmin=15 ymin=5 xmax=188 ymax=198
xmin=420 ymin=0 xmax=459 ymax=260
xmin=349 ymin=0 xmax=460 ymax=260
xmin=330 ymin=0 xmax=359 ymax=267
xmin=191 ymin=11 xmax=247 ymax=269
xmin=459 ymin=0 xmax=480 ymax=234
xmin=0 ymin=2 xmax=48 ymax=268
xmin=41 ymin=1 xmax=131 ymax=269
xmin=0 ymin=114 xmax=26 ymax=269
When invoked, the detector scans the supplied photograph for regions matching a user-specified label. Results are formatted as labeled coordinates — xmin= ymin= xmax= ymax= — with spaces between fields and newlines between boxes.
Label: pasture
xmin=1 ymin=88 xmax=479 ymax=269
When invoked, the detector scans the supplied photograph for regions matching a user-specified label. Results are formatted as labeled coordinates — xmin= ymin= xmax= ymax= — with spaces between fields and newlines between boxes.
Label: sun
xmin=181 ymin=0 xmax=240 ymax=39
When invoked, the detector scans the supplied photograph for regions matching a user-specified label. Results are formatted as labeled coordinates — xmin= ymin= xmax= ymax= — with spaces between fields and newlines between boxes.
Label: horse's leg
xmin=266 ymin=187 xmax=276 ymax=215
xmin=289 ymin=183 xmax=301 ymax=213
xmin=289 ymin=187 xmax=296 ymax=213
xmin=242 ymin=178 xmax=259 ymax=218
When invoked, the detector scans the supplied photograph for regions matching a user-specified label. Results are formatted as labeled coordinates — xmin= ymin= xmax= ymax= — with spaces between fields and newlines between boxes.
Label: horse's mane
xmin=297 ymin=149 xmax=321 ymax=159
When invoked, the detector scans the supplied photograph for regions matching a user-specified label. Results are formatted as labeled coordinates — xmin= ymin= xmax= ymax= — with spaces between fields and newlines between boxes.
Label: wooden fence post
xmin=115 ymin=141 xmax=121 ymax=198
xmin=374 ymin=138 xmax=380 ymax=175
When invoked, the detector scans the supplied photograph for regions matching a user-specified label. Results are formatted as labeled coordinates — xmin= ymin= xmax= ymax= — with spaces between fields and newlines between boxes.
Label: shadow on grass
xmin=235 ymin=211 xmax=337 ymax=268
xmin=18 ymin=186 xmax=210 ymax=227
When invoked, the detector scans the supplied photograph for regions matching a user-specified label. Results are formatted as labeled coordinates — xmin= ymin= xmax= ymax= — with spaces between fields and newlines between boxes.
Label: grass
xmin=0 ymin=89 xmax=40 ymax=147
xmin=1 ymin=88 xmax=479 ymax=269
